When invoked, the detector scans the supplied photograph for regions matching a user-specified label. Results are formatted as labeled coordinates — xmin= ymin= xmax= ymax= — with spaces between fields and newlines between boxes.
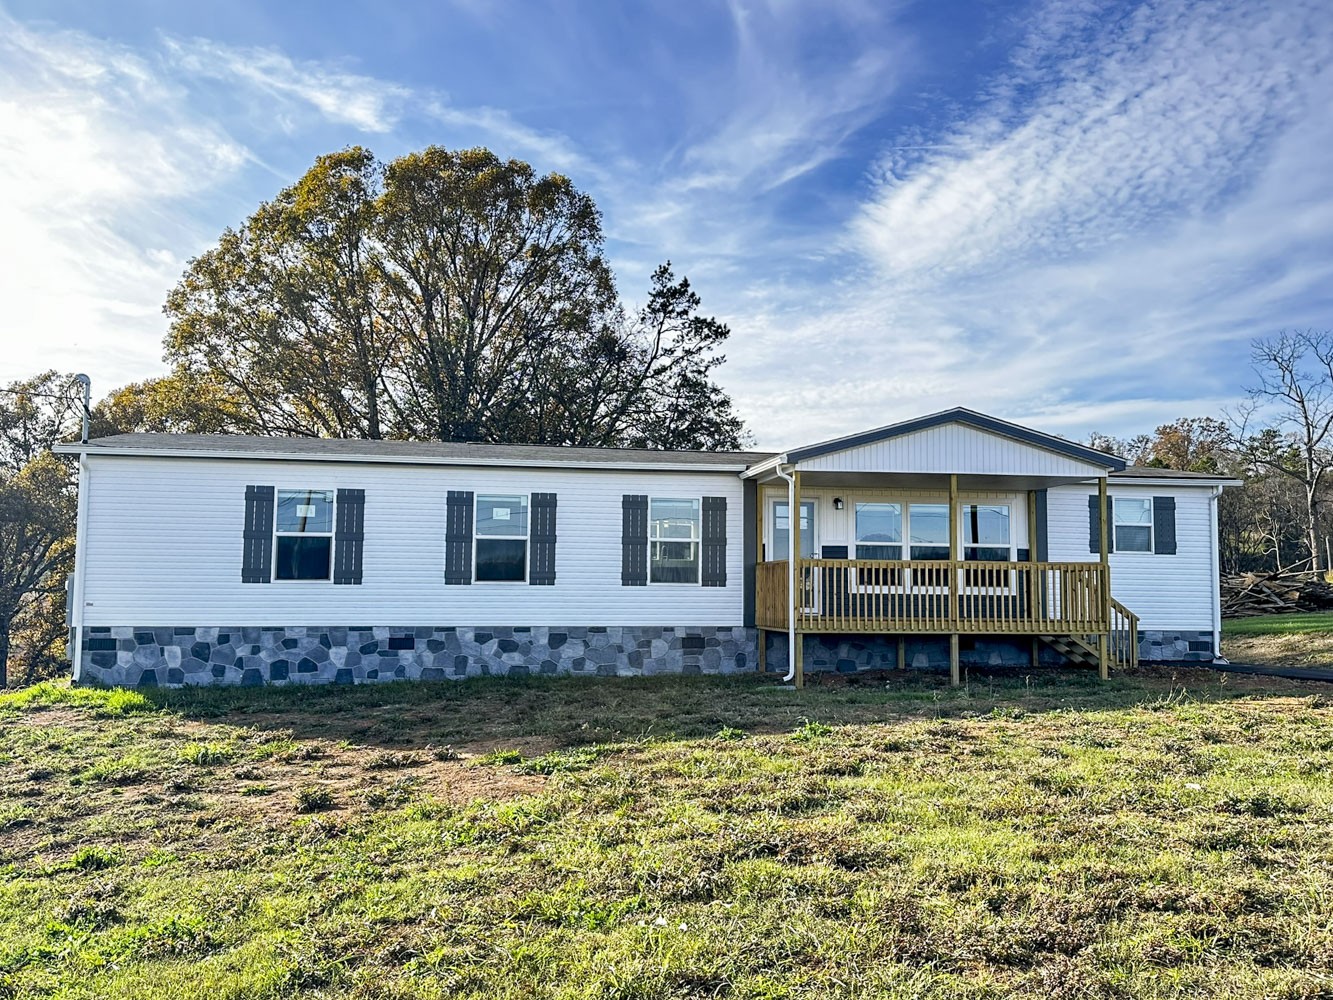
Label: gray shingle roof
xmin=61 ymin=433 xmax=776 ymax=470
xmin=1113 ymin=465 xmax=1240 ymax=482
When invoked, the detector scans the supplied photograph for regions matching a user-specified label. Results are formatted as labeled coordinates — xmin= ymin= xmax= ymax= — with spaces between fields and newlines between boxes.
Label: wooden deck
xmin=756 ymin=558 xmax=1111 ymax=634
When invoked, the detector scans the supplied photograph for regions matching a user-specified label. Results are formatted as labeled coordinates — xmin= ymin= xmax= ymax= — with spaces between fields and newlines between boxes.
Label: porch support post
xmin=897 ymin=636 xmax=906 ymax=671
xmin=1027 ymin=490 xmax=1040 ymax=632
xmin=792 ymin=469 xmax=803 ymax=689
xmin=949 ymin=633 xmax=960 ymax=687
xmin=758 ymin=629 xmax=767 ymax=674
xmin=1098 ymin=475 xmax=1110 ymax=680
xmin=948 ymin=473 xmax=960 ymax=630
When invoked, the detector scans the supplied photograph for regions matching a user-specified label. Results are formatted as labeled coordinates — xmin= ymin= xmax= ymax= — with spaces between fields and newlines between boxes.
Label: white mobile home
xmin=56 ymin=408 xmax=1238 ymax=688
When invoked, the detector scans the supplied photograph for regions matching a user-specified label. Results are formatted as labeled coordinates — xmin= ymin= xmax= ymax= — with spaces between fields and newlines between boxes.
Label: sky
xmin=1 ymin=0 xmax=1331 ymax=449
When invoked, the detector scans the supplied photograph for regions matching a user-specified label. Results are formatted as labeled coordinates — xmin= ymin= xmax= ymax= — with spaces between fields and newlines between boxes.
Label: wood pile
xmin=1221 ymin=571 xmax=1333 ymax=618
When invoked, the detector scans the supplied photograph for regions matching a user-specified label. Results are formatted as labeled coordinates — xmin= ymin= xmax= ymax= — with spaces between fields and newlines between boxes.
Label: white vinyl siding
xmin=1046 ymin=483 xmax=1216 ymax=631
xmin=79 ymin=457 xmax=745 ymax=627
xmin=797 ymin=423 xmax=1108 ymax=478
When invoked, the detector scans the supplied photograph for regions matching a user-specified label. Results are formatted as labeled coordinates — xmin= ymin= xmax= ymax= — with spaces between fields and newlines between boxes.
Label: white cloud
xmin=0 ymin=15 xmax=249 ymax=386
xmin=164 ymin=37 xmax=413 ymax=134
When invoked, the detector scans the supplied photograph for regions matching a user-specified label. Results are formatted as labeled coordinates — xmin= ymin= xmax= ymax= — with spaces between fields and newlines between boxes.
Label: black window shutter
xmin=333 ymin=488 xmax=365 ymax=585
xmin=622 ymin=495 xmax=648 ymax=586
xmin=1088 ymin=494 xmax=1114 ymax=554
xmin=242 ymin=485 xmax=275 ymax=583
xmin=701 ymin=496 xmax=728 ymax=587
xmin=530 ymin=492 xmax=558 ymax=585
xmin=1153 ymin=496 xmax=1177 ymax=554
xmin=1033 ymin=489 xmax=1048 ymax=562
xmin=445 ymin=490 xmax=474 ymax=585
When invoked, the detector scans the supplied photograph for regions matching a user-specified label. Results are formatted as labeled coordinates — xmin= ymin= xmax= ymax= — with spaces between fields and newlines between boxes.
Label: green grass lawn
xmin=1223 ymin=612 xmax=1333 ymax=637
xmin=2 ymin=669 xmax=1332 ymax=999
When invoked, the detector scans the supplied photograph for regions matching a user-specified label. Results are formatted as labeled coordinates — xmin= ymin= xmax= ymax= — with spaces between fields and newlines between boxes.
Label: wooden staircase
xmin=1039 ymin=634 xmax=1101 ymax=667
xmin=1040 ymin=599 xmax=1141 ymax=672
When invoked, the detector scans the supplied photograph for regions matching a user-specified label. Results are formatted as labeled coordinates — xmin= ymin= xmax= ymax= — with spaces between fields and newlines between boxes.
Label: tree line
xmin=3 ymin=143 xmax=1332 ymax=684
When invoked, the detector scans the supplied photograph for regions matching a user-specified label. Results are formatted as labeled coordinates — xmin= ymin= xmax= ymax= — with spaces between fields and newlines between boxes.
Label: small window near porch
xmin=1114 ymin=497 xmax=1153 ymax=552
xmin=855 ymin=503 xmax=902 ymax=560
xmin=650 ymin=498 xmax=701 ymax=583
xmin=963 ymin=504 xmax=1011 ymax=561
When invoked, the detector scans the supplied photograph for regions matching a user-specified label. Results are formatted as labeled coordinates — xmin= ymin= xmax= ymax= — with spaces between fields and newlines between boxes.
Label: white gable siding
xmin=1046 ymin=483 xmax=1219 ymax=632
xmin=797 ymin=423 xmax=1108 ymax=478
xmin=80 ymin=456 xmax=745 ymax=627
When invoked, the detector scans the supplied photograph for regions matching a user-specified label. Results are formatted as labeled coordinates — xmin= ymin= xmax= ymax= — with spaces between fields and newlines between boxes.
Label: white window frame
xmin=649 ymin=497 xmax=702 ymax=585
xmin=272 ymin=487 xmax=335 ymax=583
xmin=1113 ymin=496 xmax=1154 ymax=554
xmin=473 ymin=493 xmax=531 ymax=584
xmin=767 ymin=497 xmax=817 ymax=562
xmin=851 ymin=500 xmax=905 ymax=593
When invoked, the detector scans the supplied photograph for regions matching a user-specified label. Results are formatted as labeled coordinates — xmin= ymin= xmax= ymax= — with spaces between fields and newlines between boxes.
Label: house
xmin=55 ymin=408 xmax=1240 ymax=689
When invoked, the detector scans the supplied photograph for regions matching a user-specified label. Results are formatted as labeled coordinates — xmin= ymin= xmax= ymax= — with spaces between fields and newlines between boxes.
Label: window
xmin=963 ymin=504 xmax=1011 ymax=561
xmin=771 ymin=500 xmax=815 ymax=560
xmin=475 ymin=494 xmax=529 ymax=581
xmin=274 ymin=489 xmax=334 ymax=580
xmin=1114 ymin=497 xmax=1153 ymax=552
xmin=909 ymin=503 xmax=950 ymax=560
xmin=650 ymin=498 xmax=700 ymax=583
xmin=855 ymin=502 xmax=902 ymax=560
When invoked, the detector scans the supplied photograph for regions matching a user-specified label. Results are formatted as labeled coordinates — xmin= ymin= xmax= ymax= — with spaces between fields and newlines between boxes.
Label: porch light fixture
xmin=833 ymin=497 xmax=845 ymax=510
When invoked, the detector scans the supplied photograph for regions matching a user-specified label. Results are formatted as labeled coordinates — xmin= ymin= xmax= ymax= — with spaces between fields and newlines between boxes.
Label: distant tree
xmin=1142 ymin=416 xmax=1231 ymax=473
xmin=164 ymin=145 xmax=747 ymax=449
xmin=90 ymin=372 xmax=241 ymax=436
xmin=0 ymin=372 xmax=80 ymax=687
xmin=1086 ymin=431 xmax=1152 ymax=465
xmin=1234 ymin=331 xmax=1333 ymax=571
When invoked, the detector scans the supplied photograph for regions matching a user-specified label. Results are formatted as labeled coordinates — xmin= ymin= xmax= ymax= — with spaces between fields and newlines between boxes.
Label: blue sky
xmin=1 ymin=0 xmax=1330 ymax=448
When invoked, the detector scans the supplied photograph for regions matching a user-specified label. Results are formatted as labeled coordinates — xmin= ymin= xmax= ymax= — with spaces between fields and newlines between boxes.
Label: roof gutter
xmin=771 ymin=456 xmax=798 ymax=683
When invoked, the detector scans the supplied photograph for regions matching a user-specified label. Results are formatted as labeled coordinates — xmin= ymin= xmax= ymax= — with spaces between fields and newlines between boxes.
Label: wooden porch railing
xmin=1109 ymin=597 xmax=1140 ymax=669
xmin=756 ymin=558 xmax=1111 ymax=635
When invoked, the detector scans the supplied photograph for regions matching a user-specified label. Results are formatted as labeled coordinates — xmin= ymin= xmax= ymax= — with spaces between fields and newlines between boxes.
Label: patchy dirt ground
xmin=1223 ymin=630 xmax=1333 ymax=667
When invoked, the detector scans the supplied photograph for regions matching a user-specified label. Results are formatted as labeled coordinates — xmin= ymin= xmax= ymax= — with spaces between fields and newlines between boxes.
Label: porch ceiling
xmin=751 ymin=471 xmax=1101 ymax=490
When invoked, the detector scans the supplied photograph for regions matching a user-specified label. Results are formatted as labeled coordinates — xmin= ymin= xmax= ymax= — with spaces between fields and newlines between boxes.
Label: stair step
xmin=1039 ymin=634 xmax=1100 ymax=666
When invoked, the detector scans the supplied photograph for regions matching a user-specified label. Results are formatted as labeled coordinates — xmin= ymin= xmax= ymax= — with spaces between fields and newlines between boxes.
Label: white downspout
xmin=70 ymin=452 xmax=91 ymax=684
xmin=774 ymin=461 xmax=797 ymax=682
xmin=1209 ymin=485 xmax=1224 ymax=663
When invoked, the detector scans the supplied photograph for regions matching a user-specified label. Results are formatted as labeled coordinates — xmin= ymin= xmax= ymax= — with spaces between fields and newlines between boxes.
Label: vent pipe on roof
xmin=74 ymin=374 xmax=91 ymax=444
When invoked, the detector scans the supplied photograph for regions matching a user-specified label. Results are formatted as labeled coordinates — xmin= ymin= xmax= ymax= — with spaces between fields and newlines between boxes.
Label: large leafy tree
xmin=0 ymin=372 xmax=81 ymax=687
xmin=163 ymin=145 xmax=747 ymax=449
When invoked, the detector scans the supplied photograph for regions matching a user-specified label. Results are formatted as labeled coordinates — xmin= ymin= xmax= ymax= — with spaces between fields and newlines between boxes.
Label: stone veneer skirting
xmin=77 ymin=625 xmax=758 ymax=688
xmin=77 ymin=624 xmax=1217 ymax=688
xmin=1137 ymin=629 xmax=1216 ymax=662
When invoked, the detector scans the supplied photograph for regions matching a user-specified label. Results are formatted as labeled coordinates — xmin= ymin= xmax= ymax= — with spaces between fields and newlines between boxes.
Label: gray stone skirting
xmin=1138 ymin=629 xmax=1215 ymax=662
xmin=77 ymin=625 xmax=757 ymax=688
xmin=77 ymin=624 xmax=1217 ymax=688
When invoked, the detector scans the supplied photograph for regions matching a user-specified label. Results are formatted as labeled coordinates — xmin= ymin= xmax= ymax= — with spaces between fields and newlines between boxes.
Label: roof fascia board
xmin=784 ymin=409 xmax=1126 ymax=472
xmin=1105 ymin=475 xmax=1244 ymax=487
xmin=51 ymin=443 xmax=753 ymax=473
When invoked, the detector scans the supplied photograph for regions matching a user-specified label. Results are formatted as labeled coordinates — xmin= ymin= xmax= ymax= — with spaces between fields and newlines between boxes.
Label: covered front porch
xmin=742 ymin=410 xmax=1136 ymax=686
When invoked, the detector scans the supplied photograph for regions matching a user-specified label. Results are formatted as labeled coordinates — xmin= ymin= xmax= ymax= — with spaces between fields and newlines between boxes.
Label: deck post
xmin=949 ymin=633 xmax=960 ymax=687
xmin=1030 ymin=635 xmax=1039 ymax=668
xmin=1098 ymin=476 xmax=1110 ymax=680
xmin=795 ymin=633 xmax=804 ymax=689
xmin=897 ymin=636 xmax=906 ymax=670
xmin=948 ymin=473 xmax=960 ymax=631
xmin=758 ymin=628 xmax=767 ymax=674
xmin=1027 ymin=491 xmax=1040 ymax=631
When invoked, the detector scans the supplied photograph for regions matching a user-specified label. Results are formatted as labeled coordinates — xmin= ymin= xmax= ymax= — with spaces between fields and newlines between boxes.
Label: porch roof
xmin=742 ymin=407 xmax=1126 ymax=486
